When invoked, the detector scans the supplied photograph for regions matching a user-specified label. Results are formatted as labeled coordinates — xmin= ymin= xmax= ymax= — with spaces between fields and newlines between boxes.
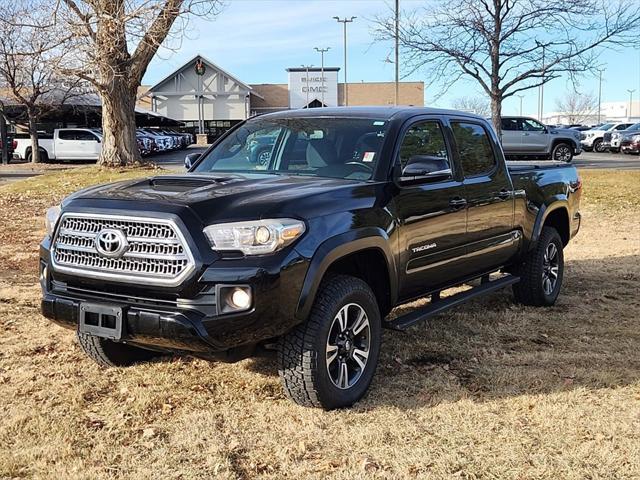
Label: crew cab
xmin=40 ymin=107 xmax=582 ymax=409
xmin=499 ymin=116 xmax=582 ymax=162
xmin=14 ymin=128 xmax=102 ymax=162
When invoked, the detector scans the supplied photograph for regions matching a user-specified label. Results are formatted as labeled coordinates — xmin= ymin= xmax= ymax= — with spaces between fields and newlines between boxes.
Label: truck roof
xmin=258 ymin=106 xmax=486 ymax=122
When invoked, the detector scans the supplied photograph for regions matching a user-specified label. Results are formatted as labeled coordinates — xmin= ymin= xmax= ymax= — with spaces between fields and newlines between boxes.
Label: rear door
xmin=74 ymin=130 xmax=102 ymax=160
xmin=520 ymin=118 xmax=549 ymax=153
xmin=393 ymin=116 xmax=468 ymax=300
xmin=55 ymin=130 xmax=82 ymax=159
xmin=500 ymin=117 xmax=522 ymax=153
xmin=449 ymin=119 xmax=518 ymax=273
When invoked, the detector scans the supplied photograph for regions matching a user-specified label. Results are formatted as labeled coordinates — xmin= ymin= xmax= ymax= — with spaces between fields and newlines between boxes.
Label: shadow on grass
xmin=240 ymin=255 xmax=640 ymax=409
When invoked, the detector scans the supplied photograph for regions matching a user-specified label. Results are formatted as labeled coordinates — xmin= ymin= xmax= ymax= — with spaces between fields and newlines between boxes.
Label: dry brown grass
xmin=0 ymin=168 xmax=639 ymax=479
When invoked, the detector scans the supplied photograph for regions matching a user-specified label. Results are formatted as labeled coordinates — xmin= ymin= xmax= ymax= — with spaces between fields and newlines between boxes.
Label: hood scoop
xmin=147 ymin=175 xmax=233 ymax=192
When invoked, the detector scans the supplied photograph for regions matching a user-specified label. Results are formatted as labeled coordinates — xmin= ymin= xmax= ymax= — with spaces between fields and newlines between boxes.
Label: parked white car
xmin=14 ymin=128 xmax=102 ymax=162
xmin=580 ymin=123 xmax=634 ymax=153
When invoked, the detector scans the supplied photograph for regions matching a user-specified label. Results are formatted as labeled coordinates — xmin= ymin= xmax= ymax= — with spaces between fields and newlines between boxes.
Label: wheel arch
xmin=532 ymin=201 xmax=570 ymax=247
xmin=295 ymin=229 xmax=398 ymax=321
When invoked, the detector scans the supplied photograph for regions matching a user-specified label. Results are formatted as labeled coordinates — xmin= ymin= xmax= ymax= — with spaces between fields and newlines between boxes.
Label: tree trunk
xmin=491 ymin=94 xmax=502 ymax=138
xmin=27 ymin=107 xmax=40 ymax=163
xmin=98 ymin=79 xmax=142 ymax=167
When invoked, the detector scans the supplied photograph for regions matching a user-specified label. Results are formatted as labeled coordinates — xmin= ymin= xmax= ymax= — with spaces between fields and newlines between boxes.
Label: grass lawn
xmin=1 ymin=167 xmax=639 ymax=479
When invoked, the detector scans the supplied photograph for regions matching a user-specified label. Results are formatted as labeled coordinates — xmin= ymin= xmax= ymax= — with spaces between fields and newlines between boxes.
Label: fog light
xmin=231 ymin=288 xmax=251 ymax=309
xmin=217 ymin=285 xmax=252 ymax=314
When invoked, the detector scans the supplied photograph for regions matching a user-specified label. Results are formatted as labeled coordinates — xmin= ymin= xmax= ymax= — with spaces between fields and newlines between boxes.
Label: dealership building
xmin=138 ymin=54 xmax=424 ymax=139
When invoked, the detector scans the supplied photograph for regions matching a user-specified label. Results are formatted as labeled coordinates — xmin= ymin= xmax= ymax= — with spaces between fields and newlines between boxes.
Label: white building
xmin=143 ymin=55 xmax=255 ymax=136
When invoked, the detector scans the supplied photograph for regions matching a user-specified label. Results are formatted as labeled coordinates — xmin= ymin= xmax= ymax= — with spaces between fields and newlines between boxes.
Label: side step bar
xmin=384 ymin=275 xmax=520 ymax=331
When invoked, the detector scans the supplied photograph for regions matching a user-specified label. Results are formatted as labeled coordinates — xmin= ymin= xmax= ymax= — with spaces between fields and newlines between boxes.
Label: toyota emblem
xmin=95 ymin=228 xmax=129 ymax=258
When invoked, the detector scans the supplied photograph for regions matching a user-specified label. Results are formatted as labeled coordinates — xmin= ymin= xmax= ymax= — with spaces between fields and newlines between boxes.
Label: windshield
xmin=596 ymin=123 xmax=614 ymax=131
xmin=192 ymin=117 xmax=389 ymax=181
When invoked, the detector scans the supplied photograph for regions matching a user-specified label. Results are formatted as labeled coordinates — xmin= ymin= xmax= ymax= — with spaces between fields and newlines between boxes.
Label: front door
xmin=520 ymin=118 xmax=549 ymax=152
xmin=394 ymin=118 xmax=468 ymax=301
xmin=449 ymin=120 xmax=518 ymax=273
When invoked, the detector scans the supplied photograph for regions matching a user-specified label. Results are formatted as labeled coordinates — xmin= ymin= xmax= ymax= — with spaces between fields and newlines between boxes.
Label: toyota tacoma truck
xmin=40 ymin=107 xmax=582 ymax=409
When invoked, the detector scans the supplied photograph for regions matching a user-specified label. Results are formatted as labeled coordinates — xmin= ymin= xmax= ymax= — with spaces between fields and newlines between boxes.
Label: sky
xmin=142 ymin=0 xmax=640 ymax=117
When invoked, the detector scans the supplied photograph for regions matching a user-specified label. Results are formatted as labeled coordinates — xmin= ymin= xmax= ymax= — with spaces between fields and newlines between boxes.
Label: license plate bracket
xmin=79 ymin=302 xmax=124 ymax=340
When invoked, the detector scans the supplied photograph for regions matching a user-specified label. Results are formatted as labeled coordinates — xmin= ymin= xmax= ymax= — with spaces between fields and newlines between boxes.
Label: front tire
xmin=278 ymin=275 xmax=381 ymax=409
xmin=593 ymin=138 xmax=605 ymax=153
xmin=513 ymin=226 xmax=564 ymax=306
xmin=77 ymin=332 xmax=162 ymax=367
xmin=552 ymin=143 xmax=573 ymax=162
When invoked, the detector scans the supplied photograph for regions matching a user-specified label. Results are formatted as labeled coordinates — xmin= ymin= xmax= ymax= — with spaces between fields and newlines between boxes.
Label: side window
xmin=501 ymin=118 xmax=520 ymax=131
xmin=451 ymin=122 xmax=497 ymax=177
xmin=58 ymin=130 xmax=76 ymax=140
xmin=521 ymin=119 xmax=546 ymax=132
xmin=398 ymin=121 xmax=449 ymax=170
xmin=75 ymin=131 xmax=98 ymax=141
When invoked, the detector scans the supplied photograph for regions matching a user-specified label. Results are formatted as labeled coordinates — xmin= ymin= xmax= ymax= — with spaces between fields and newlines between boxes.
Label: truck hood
xmin=63 ymin=173 xmax=382 ymax=223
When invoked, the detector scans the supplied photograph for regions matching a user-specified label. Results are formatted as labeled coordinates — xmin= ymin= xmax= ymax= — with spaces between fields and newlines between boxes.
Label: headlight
xmin=203 ymin=219 xmax=305 ymax=255
xmin=632 ymin=134 xmax=640 ymax=141
xmin=45 ymin=205 xmax=61 ymax=237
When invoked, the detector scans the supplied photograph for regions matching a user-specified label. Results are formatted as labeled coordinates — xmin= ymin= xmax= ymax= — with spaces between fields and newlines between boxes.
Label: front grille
xmin=51 ymin=213 xmax=195 ymax=286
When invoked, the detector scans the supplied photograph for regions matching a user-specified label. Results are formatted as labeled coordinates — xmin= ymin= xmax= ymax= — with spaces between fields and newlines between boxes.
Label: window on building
xmin=451 ymin=122 xmax=496 ymax=177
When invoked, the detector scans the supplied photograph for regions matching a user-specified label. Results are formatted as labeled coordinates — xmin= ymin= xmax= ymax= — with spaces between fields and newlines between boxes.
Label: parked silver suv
xmin=499 ymin=117 xmax=582 ymax=162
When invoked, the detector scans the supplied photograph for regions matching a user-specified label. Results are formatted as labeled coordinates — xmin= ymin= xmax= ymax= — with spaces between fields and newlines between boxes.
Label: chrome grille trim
xmin=50 ymin=212 xmax=196 ymax=287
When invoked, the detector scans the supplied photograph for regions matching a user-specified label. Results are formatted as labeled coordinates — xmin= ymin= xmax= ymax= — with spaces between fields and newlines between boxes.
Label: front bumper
xmin=621 ymin=141 xmax=640 ymax=153
xmin=40 ymin=239 xmax=309 ymax=355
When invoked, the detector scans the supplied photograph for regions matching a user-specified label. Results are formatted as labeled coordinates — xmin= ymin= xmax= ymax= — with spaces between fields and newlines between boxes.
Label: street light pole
xmin=394 ymin=0 xmax=400 ymax=106
xmin=333 ymin=16 xmax=356 ymax=106
xmin=597 ymin=69 xmax=604 ymax=124
xmin=314 ymin=47 xmax=330 ymax=107
xmin=628 ymin=89 xmax=636 ymax=119
xmin=301 ymin=64 xmax=313 ymax=107
xmin=516 ymin=95 xmax=524 ymax=116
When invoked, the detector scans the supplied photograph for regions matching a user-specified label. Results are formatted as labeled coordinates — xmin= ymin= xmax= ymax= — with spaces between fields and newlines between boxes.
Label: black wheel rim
xmin=542 ymin=242 xmax=560 ymax=296
xmin=326 ymin=303 xmax=370 ymax=390
xmin=554 ymin=146 xmax=571 ymax=161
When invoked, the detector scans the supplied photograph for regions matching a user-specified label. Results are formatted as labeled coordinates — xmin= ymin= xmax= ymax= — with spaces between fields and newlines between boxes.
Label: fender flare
xmin=551 ymin=137 xmax=579 ymax=151
xmin=531 ymin=198 xmax=569 ymax=246
xmin=295 ymin=227 xmax=398 ymax=321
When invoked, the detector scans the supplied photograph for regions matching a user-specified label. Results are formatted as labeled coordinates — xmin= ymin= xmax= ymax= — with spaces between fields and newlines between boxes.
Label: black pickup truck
xmin=40 ymin=107 xmax=582 ymax=409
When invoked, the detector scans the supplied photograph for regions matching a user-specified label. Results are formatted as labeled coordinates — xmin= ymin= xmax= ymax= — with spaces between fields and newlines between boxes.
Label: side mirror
xmin=184 ymin=152 xmax=201 ymax=170
xmin=398 ymin=155 xmax=452 ymax=185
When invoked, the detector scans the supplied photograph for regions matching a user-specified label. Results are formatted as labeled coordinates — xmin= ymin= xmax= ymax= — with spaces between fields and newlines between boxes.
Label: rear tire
xmin=513 ymin=226 xmax=564 ymax=306
xmin=26 ymin=149 xmax=48 ymax=163
xmin=278 ymin=275 xmax=381 ymax=409
xmin=77 ymin=332 xmax=162 ymax=367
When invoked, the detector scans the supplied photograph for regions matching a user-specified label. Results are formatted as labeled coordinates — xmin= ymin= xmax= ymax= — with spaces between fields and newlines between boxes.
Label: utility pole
xmin=0 ymin=106 xmax=8 ymax=165
xmin=314 ymin=47 xmax=330 ymax=107
xmin=516 ymin=95 xmax=524 ymax=116
xmin=301 ymin=64 xmax=313 ymax=107
xmin=394 ymin=0 xmax=400 ymax=105
xmin=333 ymin=16 xmax=356 ymax=106
xmin=537 ymin=43 xmax=546 ymax=121
xmin=597 ymin=69 xmax=604 ymax=124
xmin=628 ymin=89 xmax=636 ymax=120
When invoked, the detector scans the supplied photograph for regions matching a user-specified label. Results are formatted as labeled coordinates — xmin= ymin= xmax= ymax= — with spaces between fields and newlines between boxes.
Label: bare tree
xmin=52 ymin=0 xmax=223 ymax=167
xmin=451 ymin=96 xmax=491 ymax=116
xmin=375 ymin=0 xmax=640 ymax=135
xmin=0 ymin=2 xmax=77 ymax=163
xmin=554 ymin=92 xmax=598 ymax=124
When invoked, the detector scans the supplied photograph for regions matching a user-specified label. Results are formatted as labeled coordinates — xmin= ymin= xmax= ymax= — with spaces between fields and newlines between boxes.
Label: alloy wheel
xmin=554 ymin=145 xmax=572 ymax=162
xmin=326 ymin=303 xmax=371 ymax=390
xmin=542 ymin=242 xmax=560 ymax=295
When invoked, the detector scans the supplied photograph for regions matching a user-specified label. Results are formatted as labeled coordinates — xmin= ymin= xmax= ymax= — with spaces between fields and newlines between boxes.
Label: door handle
xmin=522 ymin=133 xmax=530 ymax=136
xmin=449 ymin=197 xmax=467 ymax=209
xmin=497 ymin=189 xmax=512 ymax=200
